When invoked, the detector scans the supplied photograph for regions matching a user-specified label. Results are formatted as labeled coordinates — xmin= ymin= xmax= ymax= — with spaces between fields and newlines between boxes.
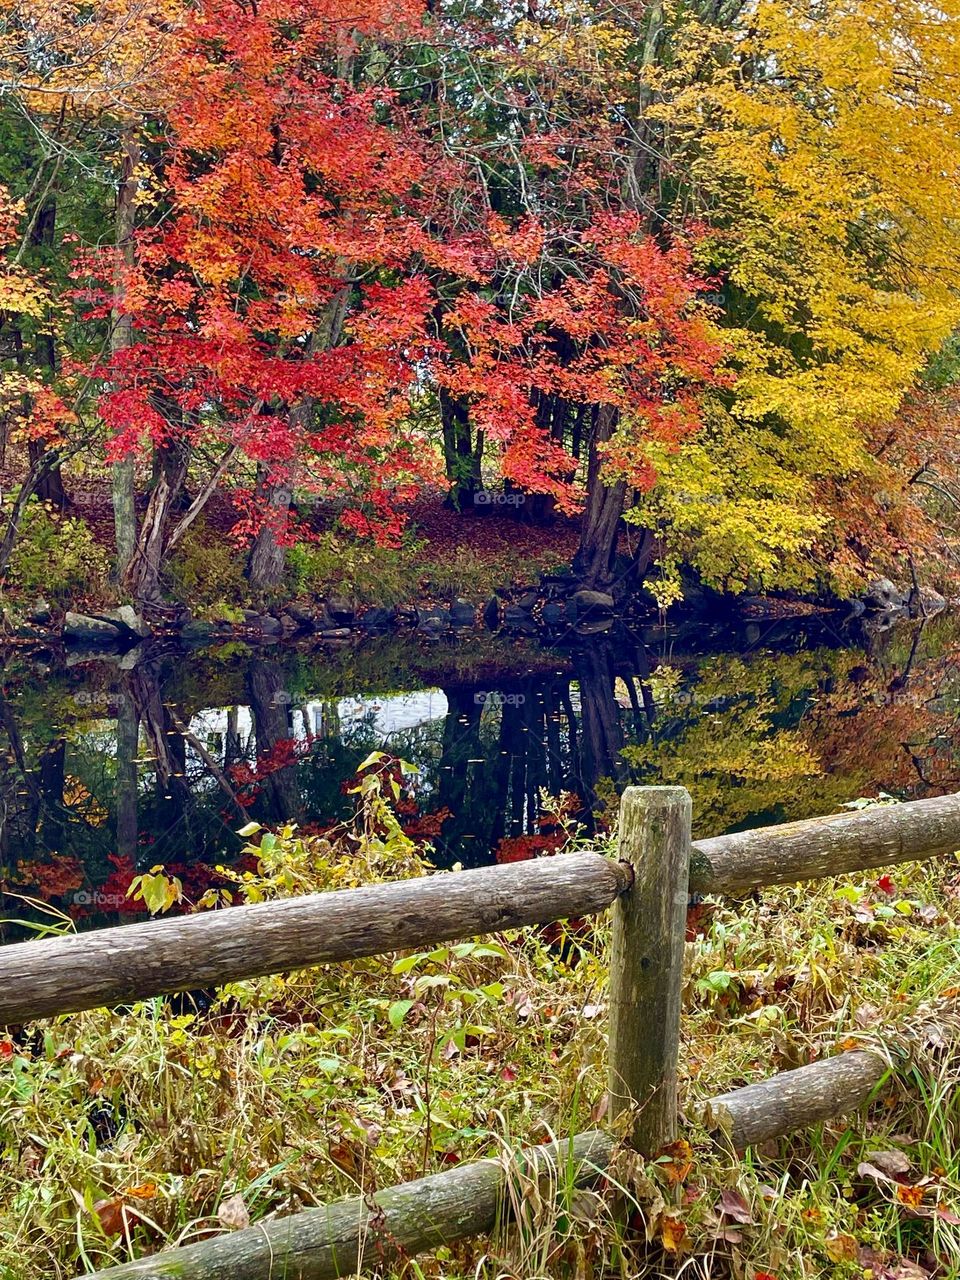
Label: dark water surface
xmin=2 ymin=610 xmax=959 ymax=939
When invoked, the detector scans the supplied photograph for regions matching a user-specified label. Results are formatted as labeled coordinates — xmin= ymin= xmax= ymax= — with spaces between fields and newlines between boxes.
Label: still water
xmin=1 ymin=611 xmax=958 ymax=937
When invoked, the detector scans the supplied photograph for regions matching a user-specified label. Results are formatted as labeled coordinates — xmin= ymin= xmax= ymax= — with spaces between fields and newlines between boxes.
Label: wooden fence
xmin=3 ymin=788 xmax=960 ymax=1279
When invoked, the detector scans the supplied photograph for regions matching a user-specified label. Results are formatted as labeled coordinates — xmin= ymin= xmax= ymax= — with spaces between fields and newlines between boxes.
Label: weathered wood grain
xmin=691 ymin=793 xmax=960 ymax=895
xmin=703 ymin=1051 xmax=889 ymax=1150
xmin=0 ymin=853 xmax=632 ymax=1024
xmin=608 ymin=785 xmax=692 ymax=1155
xmin=85 ymin=1130 xmax=617 ymax=1279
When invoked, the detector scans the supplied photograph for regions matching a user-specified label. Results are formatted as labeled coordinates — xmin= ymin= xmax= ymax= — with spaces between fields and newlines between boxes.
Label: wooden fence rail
xmin=5 ymin=791 xmax=960 ymax=1027
xmin=0 ymin=852 xmax=631 ymax=1024
xmin=704 ymin=1051 xmax=891 ymax=1151
xmin=690 ymin=791 xmax=960 ymax=894
xmin=1 ymin=786 xmax=957 ymax=1278
xmin=87 ymin=1132 xmax=617 ymax=1280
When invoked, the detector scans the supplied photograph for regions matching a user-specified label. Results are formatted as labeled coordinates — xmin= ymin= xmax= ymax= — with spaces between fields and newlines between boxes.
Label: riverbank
xmin=3 ymin=791 xmax=960 ymax=1280
xmin=0 ymin=485 xmax=947 ymax=655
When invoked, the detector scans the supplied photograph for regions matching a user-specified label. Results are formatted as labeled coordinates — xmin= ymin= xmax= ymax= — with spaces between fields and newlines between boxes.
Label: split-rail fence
xmin=4 ymin=787 xmax=960 ymax=1278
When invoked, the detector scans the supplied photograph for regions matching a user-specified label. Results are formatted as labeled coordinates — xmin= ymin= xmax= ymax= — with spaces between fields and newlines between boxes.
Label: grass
xmin=2 ymin=792 xmax=960 ymax=1279
xmin=284 ymin=522 xmax=574 ymax=611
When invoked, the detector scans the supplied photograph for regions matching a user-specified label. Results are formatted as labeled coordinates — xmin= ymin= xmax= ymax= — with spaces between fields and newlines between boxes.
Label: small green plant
xmin=126 ymin=867 xmax=184 ymax=915
xmin=167 ymin=517 xmax=249 ymax=608
xmin=286 ymin=531 xmax=424 ymax=605
xmin=3 ymin=500 xmax=109 ymax=601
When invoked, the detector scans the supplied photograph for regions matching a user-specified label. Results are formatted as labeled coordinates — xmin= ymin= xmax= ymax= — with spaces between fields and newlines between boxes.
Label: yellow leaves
xmin=628 ymin=405 xmax=831 ymax=593
xmin=0 ymin=187 xmax=61 ymax=343
xmin=510 ymin=4 xmax=636 ymax=88
xmin=0 ymin=0 xmax=185 ymax=114
xmin=0 ymin=267 xmax=53 ymax=320
xmin=823 ymin=1231 xmax=859 ymax=1263
xmin=659 ymin=1212 xmax=689 ymax=1254
xmin=636 ymin=0 xmax=960 ymax=594
xmin=186 ymin=231 xmax=241 ymax=288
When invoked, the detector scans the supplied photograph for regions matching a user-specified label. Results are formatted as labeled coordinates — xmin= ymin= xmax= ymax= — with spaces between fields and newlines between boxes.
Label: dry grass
xmin=2 ymin=820 xmax=960 ymax=1279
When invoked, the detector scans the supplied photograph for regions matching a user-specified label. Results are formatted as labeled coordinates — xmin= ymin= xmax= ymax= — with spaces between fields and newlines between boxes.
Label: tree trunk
xmin=245 ymin=464 xmax=293 ymax=592
xmin=570 ymin=0 xmax=666 ymax=594
xmin=572 ymin=405 xmax=627 ymax=591
xmin=116 ymin=681 xmax=140 ymax=867
xmin=572 ymin=640 xmax=628 ymax=818
xmin=28 ymin=203 xmax=69 ymax=508
xmin=122 ymin=435 xmax=189 ymax=607
xmin=245 ymin=280 xmax=348 ymax=589
xmin=28 ymin=337 xmax=68 ymax=508
xmin=440 ymin=387 xmax=483 ymax=508
xmin=28 ymin=442 xmax=67 ymax=508
xmin=246 ymin=660 xmax=301 ymax=823
xmin=37 ymin=736 xmax=67 ymax=858
xmin=111 ymin=127 xmax=140 ymax=582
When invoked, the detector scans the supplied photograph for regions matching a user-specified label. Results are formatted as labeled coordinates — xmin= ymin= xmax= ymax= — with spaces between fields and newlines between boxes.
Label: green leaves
xmin=388 ymin=999 xmax=415 ymax=1029
xmin=391 ymin=942 xmax=509 ymax=976
xmin=127 ymin=867 xmax=183 ymax=916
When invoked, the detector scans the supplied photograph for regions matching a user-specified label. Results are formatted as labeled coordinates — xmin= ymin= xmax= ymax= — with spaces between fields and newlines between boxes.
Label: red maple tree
xmin=78 ymin=0 xmax=724 ymax=603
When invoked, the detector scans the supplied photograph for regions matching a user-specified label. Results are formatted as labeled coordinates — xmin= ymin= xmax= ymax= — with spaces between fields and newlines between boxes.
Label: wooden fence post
xmin=608 ymin=785 xmax=692 ymax=1156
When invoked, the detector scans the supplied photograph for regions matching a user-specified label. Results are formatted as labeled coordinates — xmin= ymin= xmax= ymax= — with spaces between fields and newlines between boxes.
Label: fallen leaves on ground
xmin=217 ymin=1192 xmax=250 ymax=1230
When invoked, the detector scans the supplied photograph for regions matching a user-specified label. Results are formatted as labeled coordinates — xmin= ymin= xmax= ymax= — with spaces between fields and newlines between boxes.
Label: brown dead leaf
xmin=824 ymin=1232 xmax=858 ymax=1263
xmin=590 ymin=1092 xmax=609 ymax=1125
xmin=859 ymin=1160 xmax=904 ymax=1187
xmin=866 ymin=1150 xmax=912 ymax=1178
xmin=859 ymin=1245 xmax=891 ymax=1270
xmin=327 ymin=1141 xmax=360 ymax=1176
xmin=568 ymin=1189 xmax=604 ymax=1226
xmin=217 ymin=1193 xmax=250 ymax=1231
xmin=717 ymin=1187 xmax=754 ymax=1224
xmin=854 ymin=1002 xmax=881 ymax=1027
xmin=659 ymin=1213 xmax=688 ymax=1255
xmin=656 ymin=1138 xmax=694 ymax=1186
xmin=93 ymin=1196 xmax=126 ymax=1238
xmin=715 ymin=1226 xmax=744 ymax=1243
xmin=890 ymin=1261 xmax=931 ymax=1279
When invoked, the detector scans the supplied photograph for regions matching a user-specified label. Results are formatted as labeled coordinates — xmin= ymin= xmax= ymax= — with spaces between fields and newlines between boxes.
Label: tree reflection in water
xmin=2 ymin=612 xmax=960 ymax=935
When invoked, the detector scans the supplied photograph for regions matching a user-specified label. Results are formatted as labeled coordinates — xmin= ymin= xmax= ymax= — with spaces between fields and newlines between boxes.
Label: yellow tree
xmin=602 ymin=0 xmax=960 ymax=598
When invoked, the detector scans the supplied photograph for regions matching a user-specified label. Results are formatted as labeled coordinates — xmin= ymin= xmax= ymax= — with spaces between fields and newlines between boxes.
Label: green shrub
xmin=168 ymin=518 xmax=249 ymax=610
xmin=4 ymin=500 xmax=109 ymax=601
xmin=286 ymin=532 xmax=424 ymax=606
xmin=287 ymin=531 xmax=570 ymax=606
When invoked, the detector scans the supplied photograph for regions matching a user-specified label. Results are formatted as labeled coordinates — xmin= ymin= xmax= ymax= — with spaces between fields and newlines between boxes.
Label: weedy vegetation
xmin=2 ymin=776 xmax=959 ymax=1280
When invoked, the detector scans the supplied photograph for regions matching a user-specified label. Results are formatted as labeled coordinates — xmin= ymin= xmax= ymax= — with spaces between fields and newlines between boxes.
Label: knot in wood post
xmin=608 ymin=785 xmax=692 ymax=1156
